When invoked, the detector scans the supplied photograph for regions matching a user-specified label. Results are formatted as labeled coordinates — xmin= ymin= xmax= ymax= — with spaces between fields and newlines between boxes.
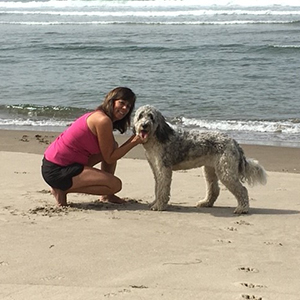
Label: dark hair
xmin=96 ymin=87 xmax=136 ymax=134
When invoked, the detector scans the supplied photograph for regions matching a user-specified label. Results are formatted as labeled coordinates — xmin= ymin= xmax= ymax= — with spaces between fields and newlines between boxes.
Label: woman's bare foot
xmin=51 ymin=188 xmax=67 ymax=206
xmin=99 ymin=195 xmax=126 ymax=204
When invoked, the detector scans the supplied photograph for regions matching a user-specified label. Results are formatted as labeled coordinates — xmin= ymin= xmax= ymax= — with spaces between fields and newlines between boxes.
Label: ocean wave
xmin=180 ymin=117 xmax=300 ymax=134
xmin=1 ymin=20 xmax=298 ymax=26
xmin=250 ymin=43 xmax=300 ymax=54
xmin=2 ymin=1 xmax=300 ymax=26
xmin=0 ymin=118 xmax=70 ymax=128
xmin=1 ymin=105 xmax=299 ymax=146
xmin=1 ymin=117 xmax=298 ymax=147
xmin=1 ymin=116 xmax=299 ymax=135
xmin=0 ymin=104 xmax=88 ymax=119
xmin=271 ymin=44 xmax=300 ymax=49
xmin=0 ymin=104 xmax=76 ymax=131
xmin=2 ymin=9 xmax=300 ymax=16
xmin=2 ymin=105 xmax=300 ymax=135
xmin=1 ymin=0 xmax=300 ymax=9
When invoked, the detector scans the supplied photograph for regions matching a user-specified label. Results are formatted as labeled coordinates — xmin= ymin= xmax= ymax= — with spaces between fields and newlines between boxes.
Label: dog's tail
xmin=240 ymin=157 xmax=267 ymax=186
xmin=237 ymin=144 xmax=267 ymax=186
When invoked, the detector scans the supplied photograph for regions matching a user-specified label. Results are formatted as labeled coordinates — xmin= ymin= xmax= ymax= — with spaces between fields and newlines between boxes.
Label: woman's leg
xmin=87 ymin=153 xmax=118 ymax=184
xmin=86 ymin=141 xmax=125 ymax=203
xmin=52 ymin=166 xmax=124 ymax=206
xmin=69 ymin=166 xmax=121 ymax=195
xmin=51 ymin=188 xmax=67 ymax=207
xmin=98 ymin=160 xmax=125 ymax=203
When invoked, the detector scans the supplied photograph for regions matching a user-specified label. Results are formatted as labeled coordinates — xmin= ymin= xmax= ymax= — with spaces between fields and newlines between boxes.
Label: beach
xmin=1 ymin=1 xmax=300 ymax=298
xmin=1 ymin=129 xmax=300 ymax=300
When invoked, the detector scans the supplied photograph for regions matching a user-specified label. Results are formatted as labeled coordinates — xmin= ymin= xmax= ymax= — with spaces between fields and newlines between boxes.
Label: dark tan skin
xmin=52 ymin=99 xmax=143 ymax=206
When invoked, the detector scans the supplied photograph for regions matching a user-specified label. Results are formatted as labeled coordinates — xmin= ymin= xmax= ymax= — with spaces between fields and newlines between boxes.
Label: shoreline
xmin=0 ymin=128 xmax=299 ymax=174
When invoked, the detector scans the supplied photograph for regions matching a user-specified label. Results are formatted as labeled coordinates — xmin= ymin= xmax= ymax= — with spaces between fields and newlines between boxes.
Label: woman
xmin=41 ymin=87 xmax=143 ymax=206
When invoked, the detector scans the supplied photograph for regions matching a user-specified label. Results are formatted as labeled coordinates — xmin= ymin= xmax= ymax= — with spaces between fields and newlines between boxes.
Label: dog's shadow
xmin=168 ymin=204 xmax=300 ymax=217
xmin=68 ymin=199 xmax=300 ymax=217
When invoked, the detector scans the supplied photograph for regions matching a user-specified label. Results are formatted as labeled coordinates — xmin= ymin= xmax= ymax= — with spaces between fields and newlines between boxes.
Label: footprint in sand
xmin=264 ymin=241 xmax=283 ymax=246
xmin=130 ymin=285 xmax=148 ymax=289
xmin=35 ymin=134 xmax=52 ymax=145
xmin=41 ymin=275 xmax=64 ymax=281
xmin=37 ymin=189 xmax=51 ymax=194
xmin=235 ymin=220 xmax=252 ymax=226
xmin=28 ymin=205 xmax=70 ymax=217
xmin=104 ymin=288 xmax=132 ymax=297
xmin=216 ymin=239 xmax=232 ymax=244
xmin=226 ymin=226 xmax=238 ymax=231
xmin=20 ymin=135 xmax=29 ymax=142
xmin=240 ymin=282 xmax=266 ymax=289
xmin=241 ymin=294 xmax=263 ymax=300
xmin=238 ymin=267 xmax=259 ymax=273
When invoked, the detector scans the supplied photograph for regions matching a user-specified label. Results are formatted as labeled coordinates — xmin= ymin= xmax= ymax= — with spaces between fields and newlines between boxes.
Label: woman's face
xmin=113 ymin=99 xmax=131 ymax=121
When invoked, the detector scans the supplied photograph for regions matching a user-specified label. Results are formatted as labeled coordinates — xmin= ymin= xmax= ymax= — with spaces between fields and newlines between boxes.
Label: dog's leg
xmin=146 ymin=159 xmax=158 ymax=207
xmin=219 ymin=177 xmax=249 ymax=214
xmin=150 ymin=166 xmax=172 ymax=211
xmin=197 ymin=166 xmax=220 ymax=208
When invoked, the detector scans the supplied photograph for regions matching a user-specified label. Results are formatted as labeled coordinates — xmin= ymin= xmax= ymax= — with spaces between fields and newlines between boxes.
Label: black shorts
xmin=41 ymin=157 xmax=84 ymax=191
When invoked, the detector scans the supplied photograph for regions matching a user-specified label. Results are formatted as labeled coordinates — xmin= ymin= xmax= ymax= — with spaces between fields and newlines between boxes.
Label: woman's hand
xmin=133 ymin=134 xmax=144 ymax=143
xmin=128 ymin=134 xmax=144 ymax=145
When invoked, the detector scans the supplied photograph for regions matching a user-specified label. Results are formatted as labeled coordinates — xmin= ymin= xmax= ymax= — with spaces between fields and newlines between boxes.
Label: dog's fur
xmin=133 ymin=105 xmax=267 ymax=214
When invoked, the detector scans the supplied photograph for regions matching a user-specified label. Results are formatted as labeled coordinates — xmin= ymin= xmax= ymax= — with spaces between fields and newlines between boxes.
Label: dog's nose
xmin=141 ymin=123 xmax=149 ymax=130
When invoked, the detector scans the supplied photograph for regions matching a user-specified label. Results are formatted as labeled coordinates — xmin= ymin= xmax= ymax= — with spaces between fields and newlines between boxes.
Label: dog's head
xmin=133 ymin=105 xmax=174 ymax=143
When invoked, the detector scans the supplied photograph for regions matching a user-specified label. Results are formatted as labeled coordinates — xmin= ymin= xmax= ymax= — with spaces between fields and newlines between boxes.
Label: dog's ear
xmin=155 ymin=115 xmax=174 ymax=143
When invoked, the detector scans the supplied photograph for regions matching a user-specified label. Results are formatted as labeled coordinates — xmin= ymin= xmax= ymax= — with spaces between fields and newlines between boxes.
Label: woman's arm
xmin=88 ymin=112 xmax=142 ymax=164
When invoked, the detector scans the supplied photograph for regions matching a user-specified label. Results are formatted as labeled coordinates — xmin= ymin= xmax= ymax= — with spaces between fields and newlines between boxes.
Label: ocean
xmin=1 ymin=0 xmax=300 ymax=147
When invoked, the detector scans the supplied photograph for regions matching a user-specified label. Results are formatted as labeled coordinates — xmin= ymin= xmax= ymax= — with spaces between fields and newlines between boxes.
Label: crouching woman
xmin=41 ymin=87 xmax=142 ymax=206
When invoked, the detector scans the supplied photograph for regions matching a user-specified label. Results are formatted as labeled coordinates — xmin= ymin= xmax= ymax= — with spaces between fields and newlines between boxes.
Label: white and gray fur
xmin=133 ymin=105 xmax=267 ymax=214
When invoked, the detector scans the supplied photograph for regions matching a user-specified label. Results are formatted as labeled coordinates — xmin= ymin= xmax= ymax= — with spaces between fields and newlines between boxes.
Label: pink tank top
xmin=44 ymin=112 xmax=100 ymax=166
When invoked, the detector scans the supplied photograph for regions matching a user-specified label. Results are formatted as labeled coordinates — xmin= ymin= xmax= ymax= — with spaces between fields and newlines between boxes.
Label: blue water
xmin=0 ymin=0 xmax=300 ymax=147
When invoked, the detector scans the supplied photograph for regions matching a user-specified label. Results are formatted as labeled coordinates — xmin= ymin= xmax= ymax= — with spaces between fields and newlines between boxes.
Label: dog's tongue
xmin=140 ymin=130 xmax=148 ymax=139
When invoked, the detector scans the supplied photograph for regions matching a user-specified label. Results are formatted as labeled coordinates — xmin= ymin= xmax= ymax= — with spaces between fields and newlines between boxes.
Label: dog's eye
xmin=148 ymin=114 xmax=154 ymax=121
xmin=138 ymin=112 xmax=144 ymax=120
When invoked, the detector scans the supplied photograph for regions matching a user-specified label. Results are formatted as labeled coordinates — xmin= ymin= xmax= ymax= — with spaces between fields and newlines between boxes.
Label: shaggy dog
xmin=133 ymin=105 xmax=267 ymax=214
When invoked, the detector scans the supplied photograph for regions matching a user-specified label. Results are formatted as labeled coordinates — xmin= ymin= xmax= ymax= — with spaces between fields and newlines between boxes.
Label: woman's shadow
xmin=69 ymin=198 xmax=150 ymax=212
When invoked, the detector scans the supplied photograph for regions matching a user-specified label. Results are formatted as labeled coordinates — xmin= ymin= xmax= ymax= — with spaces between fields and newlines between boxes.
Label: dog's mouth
xmin=139 ymin=130 xmax=149 ymax=139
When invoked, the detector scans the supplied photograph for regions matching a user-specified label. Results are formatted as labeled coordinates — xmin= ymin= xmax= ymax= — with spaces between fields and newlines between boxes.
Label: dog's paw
xmin=196 ymin=200 xmax=213 ymax=208
xmin=150 ymin=202 xmax=168 ymax=211
xmin=234 ymin=206 xmax=249 ymax=214
xmin=149 ymin=200 xmax=157 ymax=207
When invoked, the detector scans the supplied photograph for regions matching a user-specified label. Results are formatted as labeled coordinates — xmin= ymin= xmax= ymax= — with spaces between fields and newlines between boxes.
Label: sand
xmin=0 ymin=129 xmax=300 ymax=300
